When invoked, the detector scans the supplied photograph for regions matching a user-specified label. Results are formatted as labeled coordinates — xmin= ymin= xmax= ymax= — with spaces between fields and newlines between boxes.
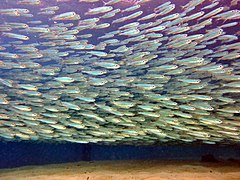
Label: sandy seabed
xmin=0 ymin=160 xmax=240 ymax=180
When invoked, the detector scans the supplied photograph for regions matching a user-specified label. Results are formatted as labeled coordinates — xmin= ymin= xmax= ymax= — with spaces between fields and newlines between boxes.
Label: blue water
xmin=0 ymin=142 xmax=240 ymax=168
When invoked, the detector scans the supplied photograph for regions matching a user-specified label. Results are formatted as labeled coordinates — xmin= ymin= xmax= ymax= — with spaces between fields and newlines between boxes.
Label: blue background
xmin=0 ymin=142 xmax=239 ymax=169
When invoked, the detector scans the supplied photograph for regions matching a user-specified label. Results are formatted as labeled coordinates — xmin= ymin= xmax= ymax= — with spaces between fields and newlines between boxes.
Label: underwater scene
xmin=0 ymin=0 xmax=240 ymax=145
xmin=0 ymin=0 xmax=240 ymax=179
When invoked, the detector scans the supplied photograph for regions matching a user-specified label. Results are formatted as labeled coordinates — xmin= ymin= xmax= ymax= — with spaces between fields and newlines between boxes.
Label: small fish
xmin=40 ymin=6 xmax=60 ymax=11
xmin=12 ymin=105 xmax=32 ymax=112
xmin=199 ymin=7 xmax=224 ymax=20
xmin=103 ymin=0 xmax=121 ymax=5
xmin=2 ymin=32 xmax=29 ymax=40
xmin=52 ymin=12 xmax=78 ymax=20
xmin=61 ymin=102 xmax=80 ymax=110
xmin=54 ymin=77 xmax=75 ymax=83
xmin=119 ymin=28 xmax=140 ymax=36
xmin=18 ymin=0 xmax=41 ymax=5
xmin=85 ymin=6 xmax=113 ymax=15
xmin=202 ymin=2 xmax=219 ymax=10
xmin=86 ymin=51 xmax=108 ymax=57
xmin=122 ymin=5 xmax=141 ymax=13
xmin=83 ymin=70 xmax=107 ymax=76
xmin=112 ymin=101 xmax=135 ymax=108
xmin=94 ymin=62 xmax=120 ymax=69
xmin=17 ymin=84 xmax=38 ymax=91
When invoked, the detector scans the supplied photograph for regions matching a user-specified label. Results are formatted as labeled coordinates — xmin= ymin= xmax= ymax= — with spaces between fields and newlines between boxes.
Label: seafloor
xmin=0 ymin=160 xmax=240 ymax=180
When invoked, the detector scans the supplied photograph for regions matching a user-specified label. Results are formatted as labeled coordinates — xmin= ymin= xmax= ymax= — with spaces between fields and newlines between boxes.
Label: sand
xmin=0 ymin=160 xmax=240 ymax=180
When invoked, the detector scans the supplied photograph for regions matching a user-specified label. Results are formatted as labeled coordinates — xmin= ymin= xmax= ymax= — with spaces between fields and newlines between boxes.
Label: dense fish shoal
xmin=0 ymin=0 xmax=239 ymax=145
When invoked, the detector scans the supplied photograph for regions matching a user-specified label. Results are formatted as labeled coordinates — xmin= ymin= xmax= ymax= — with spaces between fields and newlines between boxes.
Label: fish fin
xmin=102 ymin=0 xmax=107 ymax=5
xmin=222 ymin=18 xmax=229 ymax=24
xmin=180 ymin=5 xmax=187 ymax=10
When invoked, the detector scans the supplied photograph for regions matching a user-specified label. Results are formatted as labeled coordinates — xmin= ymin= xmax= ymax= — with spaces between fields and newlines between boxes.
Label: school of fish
xmin=0 ymin=0 xmax=239 ymax=145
